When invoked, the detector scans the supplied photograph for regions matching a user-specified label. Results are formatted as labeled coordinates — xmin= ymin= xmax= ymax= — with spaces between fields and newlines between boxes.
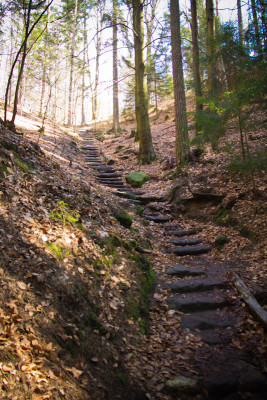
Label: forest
xmin=0 ymin=0 xmax=266 ymax=399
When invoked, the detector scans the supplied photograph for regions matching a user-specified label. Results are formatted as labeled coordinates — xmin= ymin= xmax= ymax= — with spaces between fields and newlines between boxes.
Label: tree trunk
xmin=258 ymin=0 xmax=267 ymax=57
xmin=237 ymin=0 xmax=243 ymax=46
xmin=67 ymin=0 xmax=78 ymax=126
xmin=4 ymin=0 xmax=53 ymax=125
xmin=206 ymin=0 xmax=217 ymax=95
xmin=132 ymin=0 xmax=155 ymax=164
xmin=145 ymin=0 xmax=158 ymax=104
xmin=251 ymin=0 xmax=263 ymax=58
xmin=92 ymin=2 xmax=105 ymax=121
xmin=170 ymin=0 xmax=189 ymax=167
xmin=112 ymin=0 xmax=120 ymax=134
xmin=190 ymin=0 xmax=203 ymax=114
xmin=81 ymin=11 xmax=87 ymax=126
xmin=11 ymin=0 xmax=32 ymax=127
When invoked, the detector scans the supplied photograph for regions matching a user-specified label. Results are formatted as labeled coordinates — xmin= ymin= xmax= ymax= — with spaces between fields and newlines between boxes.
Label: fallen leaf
xmin=17 ymin=281 xmax=27 ymax=290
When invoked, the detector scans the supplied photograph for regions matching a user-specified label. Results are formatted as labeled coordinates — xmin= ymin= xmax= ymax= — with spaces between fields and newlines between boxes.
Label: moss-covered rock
xmin=126 ymin=172 xmax=151 ymax=188
xmin=115 ymin=212 xmax=133 ymax=228
xmin=215 ymin=235 xmax=230 ymax=246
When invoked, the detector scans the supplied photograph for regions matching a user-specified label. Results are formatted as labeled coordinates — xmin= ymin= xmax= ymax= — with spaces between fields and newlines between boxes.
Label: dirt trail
xmin=79 ymin=128 xmax=267 ymax=399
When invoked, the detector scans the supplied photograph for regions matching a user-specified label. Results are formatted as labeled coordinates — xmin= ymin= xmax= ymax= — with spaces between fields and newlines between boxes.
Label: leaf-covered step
xmin=145 ymin=215 xmax=170 ymax=223
xmin=167 ymin=292 xmax=229 ymax=312
xmin=163 ymin=278 xmax=227 ymax=293
xmin=166 ymin=245 xmax=212 ymax=256
xmin=166 ymin=229 xmax=202 ymax=237
xmin=180 ymin=310 xmax=236 ymax=331
xmin=166 ymin=265 xmax=206 ymax=277
xmin=168 ymin=238 xmax=203 ymax=246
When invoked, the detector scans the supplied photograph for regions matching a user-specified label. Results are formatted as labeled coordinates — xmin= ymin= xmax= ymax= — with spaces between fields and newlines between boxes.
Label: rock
xmin=165 ymin=375 xmax=199 ymax=395
xmin=167 ymin=245 xmax=213 ymax=256
xmin=168 ymin=238 xmax=203 ymax=246
xmin=126 ymin=172 xmax=151 ymax=188
xmin=167 ymin=292 xmax=229 ymax=312
xmin=145 ymin=215 xmax=170 ymax=223
xmin=115 ymin=212 xmax=133 ymax=228
xmin=181 ymin=310 xmax=236 ymax=330
xmin=166 ymin=265 xmax=206 ymax=277
xmin=201 ymin=360 xmax=267 ymax=395
xmin=164 ymin=278 xmax=227 ymax=293
xmin=215 ymin=235 xmax=230 ymax=246
xmin=104 ymin=155 xmax=115 ymax=165
xmin=166 ymin=229 xmax=201 ymax=237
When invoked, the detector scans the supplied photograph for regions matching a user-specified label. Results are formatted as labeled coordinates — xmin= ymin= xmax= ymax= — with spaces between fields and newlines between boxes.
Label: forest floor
xmin=0 ymin=98 xmax=266 ymax=400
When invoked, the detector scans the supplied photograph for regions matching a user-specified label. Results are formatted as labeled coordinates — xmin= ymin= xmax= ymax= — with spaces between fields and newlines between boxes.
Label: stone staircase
xmin=79 ymin=131 xmax=267 ymax=399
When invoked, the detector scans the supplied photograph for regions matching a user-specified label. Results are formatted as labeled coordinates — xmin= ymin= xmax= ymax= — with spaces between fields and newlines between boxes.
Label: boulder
xmin=165 ymin=375 xmax=199 ymax=395
xmin=126 ymin=172 xmax=151 ymax=188
xmin=115 ymin=212 xmax=133 ymax=228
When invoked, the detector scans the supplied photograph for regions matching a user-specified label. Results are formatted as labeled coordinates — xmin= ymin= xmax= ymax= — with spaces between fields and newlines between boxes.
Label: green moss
xmin=215 ymin=234 xmax=230 ymax=250
xmin=215 ymin=234 xmax=230 ymax=245
xmin=115 ymin=212 xmax=133 ymax=228
xmin=135 ymin=205 xmax=144 ymax=217
xmin=115 ymin=144 xmax=125 ymax=153
xmin=128 ymin=253 xmax=155 ymax=334
xmin=116 ymin=373 xmax=128 ymax=386
xmin=126 ymin=172 xmax=151 ymax=188
xmin=240 ymin=226 xmax=255 ymax=240
xmin=84 ymin=313 xmax=108 ymax=336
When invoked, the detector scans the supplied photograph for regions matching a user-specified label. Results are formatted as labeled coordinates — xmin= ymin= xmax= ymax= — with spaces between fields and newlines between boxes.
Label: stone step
xmin=180 ymin=310 xmax=235 ymax=331
xmin=82 ymin=148 xmax=98 ymax=151
xmin=166 ymin=229 xmax=202 ymax=237
xmin=114 ymin=191 xmax=136 ymax=200
xmin=199 ymin=329 xmax=232 ymax=345
xmin=97 ymin=176 xmax=123 ymax=181
xmin=98 ymin=173 xmax=120 ymax=178
xmin=167 ymin=291 xmax=229 ymax=312
xmin=201 ymin=360 xmax=267 ymax=396
xmin=166 ymin=245 xmax=212 ymax=256
xmin=145 ymin=215 xmax=170 ymax=223
xmin=135 ymin=195 xmax=166 ymax=204
xmin=85 ymin=157 xmax=101 ymax=165
xmin=163 ymin=278 xmax=227 ymax=293
xmin=90 ymin=166 xmax=113 ymax=171
xmin=130 ymin=199 xmax=142 ymax=205
xmin=168 ymin=238 xmax=203 ymax=246
xmin=166 ymin=265 xmax=206 ymax=277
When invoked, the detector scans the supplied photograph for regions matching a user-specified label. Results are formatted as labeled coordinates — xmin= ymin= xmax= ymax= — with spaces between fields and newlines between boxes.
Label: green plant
xmin=45 ymin=242 xmax=63 ymax=259
xmin=15 ymin=157 xmax=30 ymax=173
xmin=135 ymin=205 xmax=144 ymax=217
xmin=52 ymin=201 xmax=80 ymax=227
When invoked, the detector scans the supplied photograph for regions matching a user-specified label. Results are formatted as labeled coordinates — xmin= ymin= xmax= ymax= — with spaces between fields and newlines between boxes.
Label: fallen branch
xmin=231 ymin=272 xmax=267 ymax=329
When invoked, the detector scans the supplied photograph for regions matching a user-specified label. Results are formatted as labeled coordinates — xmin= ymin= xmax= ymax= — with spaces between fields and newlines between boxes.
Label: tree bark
xmin=132 ymin=0 xmax=155 ymax=164
xmin=232 ymin=273 xmax=267 ymax=329
xmin=11 ymin=0 xmax=33 ymax=127
xmin=251 ymin=0 xmax=263 ymax=58
xmin=170 ymin=0 xmax=189 ymax=167
xmin=112 ymin=0 xmax=120 ymax=134
xmin=206 ymin=0 xmax=217 ymax=95
xmin=190 ymin=0 xmax=203 ymax=114
xmin=67 ymin=0 xmax=78 ymax=126
xmin=81 ymin=10 xmax=87 ymax=126
xmin=237 ymin=0 xmax=243 ymax=46
xmin=145 ymin=0 xmax=158 ymax=104
xmin=4 ymin=0 xmax=54 ymax=125
xmin=92 ymin=1 xmax=105 ymax=121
